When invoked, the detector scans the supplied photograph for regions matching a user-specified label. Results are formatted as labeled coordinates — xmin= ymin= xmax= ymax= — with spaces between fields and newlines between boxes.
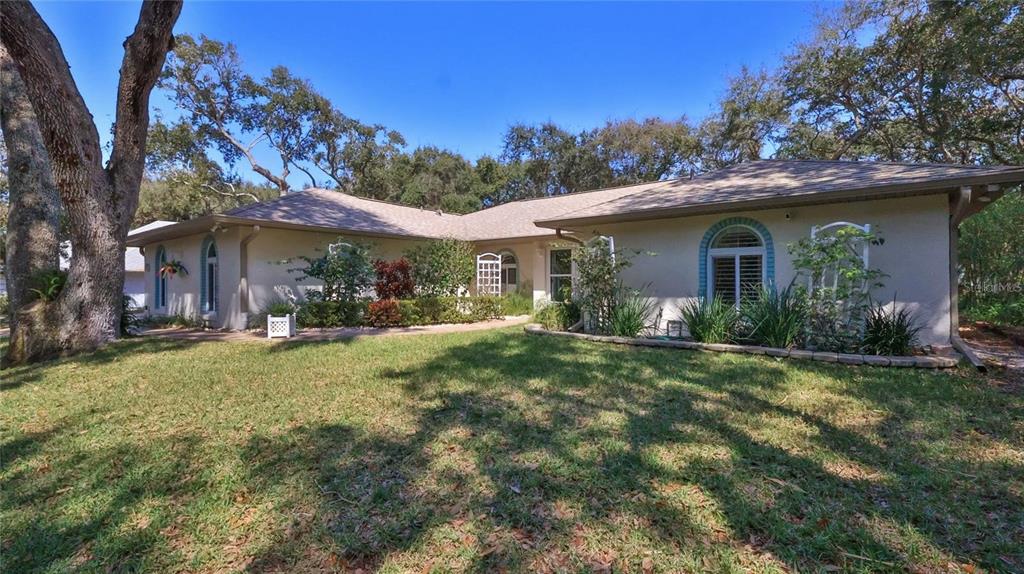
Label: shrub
xmin=397 ymin=299 xmax=421 ymax=326
xmin=789 ymin=226 xmax=885 ymax=352
xmin=533 ymin=300 xmax=581 ymax=331
xmin=405 ymin=238 xmax=475 ymax=296
xmin=499 ymin=291 xmax=534 ymax=316
xmin=373 ymin=258 xmax=415 ymax=300
xmin=572 ymin=237 xmax=648 ymax=334
xmin=609 ymin=286 xmax=657 ymax=338
xmin=467 ymin=296 xmax=503 ymax=322
xmin=739 ymin=284 xmax=808 ymax=348
xmin=414 ymin=296 xmax=462 ymax=324
xmin=0 ymin=294 xmax=8 ymax=325
xmin=248 ymin=297 xmax=296 ymax=330
xmin=290 ymin=239 xmax=374 ymax=302
xmin=861 ymin=301 xmax=921 ymax=356
xmin=295 ymin=300 xmax=367 ymax=328
xmin=679 ymin=297 xmax=739 ymax=343
xmin=120 ymin=295 xmax=144 ymax=336
xmin=366 ymin=299 xmax=403 ymax=327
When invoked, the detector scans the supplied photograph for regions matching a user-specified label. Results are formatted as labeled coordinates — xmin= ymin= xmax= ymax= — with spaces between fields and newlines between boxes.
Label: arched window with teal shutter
xmin=200 ymin=236 xmax=218 ymax=313
xmin=154 ymin=246 xmax=167 ymax=309
xmin=698 ymin=217 xmax=774 ymax=306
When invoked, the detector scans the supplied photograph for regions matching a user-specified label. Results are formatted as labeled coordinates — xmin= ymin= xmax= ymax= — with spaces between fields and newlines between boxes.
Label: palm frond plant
xmin=29 ymin=270 xmax=68 ymax=302
xmin=678 ymin=296 xmax=739 ymax=343
xmin=861 ymin=298 xmax=921 ymax=356
xmin=740 ymin=283 xmax=808 ymax=348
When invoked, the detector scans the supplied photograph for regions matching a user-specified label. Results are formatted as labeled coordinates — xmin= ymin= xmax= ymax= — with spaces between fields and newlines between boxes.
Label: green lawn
xmin=2 ymin=329 xmax=1022 ymax=573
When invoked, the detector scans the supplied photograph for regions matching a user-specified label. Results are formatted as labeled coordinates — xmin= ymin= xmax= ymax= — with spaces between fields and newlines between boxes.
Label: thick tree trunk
xmin=0 ymin=0 xmax=181 ymax=365
xmin=0 ymin=44 xmax=60 ymax=339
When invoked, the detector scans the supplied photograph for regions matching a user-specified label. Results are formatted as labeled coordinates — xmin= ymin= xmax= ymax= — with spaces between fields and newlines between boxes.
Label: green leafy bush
xmin=290 ymin=239 xmax=374 ymax=302
xmin=861 ymin=301 xmax=921 ymax=356
xmin=466 ymin=296 xmax=503 ymax=322
xmin=499 ymin=291 xmax=534 ymax=316
xmin=414 ymin=296 xmax=462 ymax=324
xmin=739 ymin=284 xmax=808 ymax=348
xmin=120 ymin=295 xmax=144 ymax=336
xmin=789 ymin=226 xmax=885 ymax=352
xmin=0 ymin=294 xmax=8 ymax=325
xmin=295 ymin=300 xmax=367 ymax=328
xmin=404 ymin=238 xmax=475 ymax=296
xmin=248 ymin=297 xmax=296 ymax=330
xmin=679 ymin=297 xmax=739 ymax=343
xmin=609 ymin=286 xmax=657 ymax=338
xmin=533 ymin=300 xmax=581 ymax=331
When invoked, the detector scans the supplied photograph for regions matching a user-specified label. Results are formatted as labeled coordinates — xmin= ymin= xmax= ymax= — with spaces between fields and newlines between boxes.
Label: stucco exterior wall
xmin=564 ymin=194 xmax=952 ymax=345
xmin=145 ymin=227 xmax=425 ymax=329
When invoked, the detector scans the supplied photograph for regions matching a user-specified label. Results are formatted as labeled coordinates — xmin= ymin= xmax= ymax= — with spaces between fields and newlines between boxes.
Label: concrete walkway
xmin=139 ymin=315 xmax=531 ymax=342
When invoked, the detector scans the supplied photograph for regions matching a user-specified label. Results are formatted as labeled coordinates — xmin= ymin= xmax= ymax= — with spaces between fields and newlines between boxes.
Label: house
xmin=125 ymin=160 xmax=1024 ymax=346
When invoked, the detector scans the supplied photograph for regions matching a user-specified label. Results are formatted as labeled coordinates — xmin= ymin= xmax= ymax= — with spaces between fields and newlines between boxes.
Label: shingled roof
xmin=126 ymin=160 xmax=1024 ymax=247
xmin=535 ymin=160 xmax=1024 ymax=227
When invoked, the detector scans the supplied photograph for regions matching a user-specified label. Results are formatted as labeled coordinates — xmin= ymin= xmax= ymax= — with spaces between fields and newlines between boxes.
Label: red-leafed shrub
xmin=373 ymin=258 xmax=416 ymax=300
xmin=366 ymin=299 xmax=403 ymax=327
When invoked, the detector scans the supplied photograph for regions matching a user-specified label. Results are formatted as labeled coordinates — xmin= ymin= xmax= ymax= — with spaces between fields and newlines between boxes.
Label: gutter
xmin=556 ymin=228 xmax=585 ymax=245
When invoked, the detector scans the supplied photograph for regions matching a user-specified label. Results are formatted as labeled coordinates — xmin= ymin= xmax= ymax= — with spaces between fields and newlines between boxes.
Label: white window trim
xmin=706 ymin=228 xmax=767 ymax=307
xmin=547 ymin=246 xmax=575 ymax=301
xmin=499 ymin=249 xmax=518 ymax=295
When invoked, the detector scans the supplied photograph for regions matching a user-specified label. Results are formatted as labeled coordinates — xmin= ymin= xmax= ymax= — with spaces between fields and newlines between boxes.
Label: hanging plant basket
xmin=160 ymin=260 xmax=189 ymax=278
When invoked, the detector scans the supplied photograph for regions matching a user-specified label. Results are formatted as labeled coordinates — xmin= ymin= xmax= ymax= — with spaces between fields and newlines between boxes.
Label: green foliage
xmin=739 ymin=284 xmax=808 ymax=349
xmin=499 ymin=291 xmax=534 ymax=316
xmin=960 ymin=192 xmax=1024 ymax=327
xmin=28 ymin=269 xmax=67 ymax=302
xmin=143 ymin=313 xmax=204 ymax=329
xmin=572 ymin=237 xmax=649 ymax=335
xmin=294 ymin=300 xmax=367 ymax=328
xmin=247 ymin=297 xmax=297 ymax=330
xmin=0 ymin=294 xmax=8 ymax=325
xmin=291 ymin=239 xmax=373 ymax=303
xmin=404 ymin=238 xmax=475 ymax=296
xmin=120 ymin=296 xmax=144 ymax=337
xmin=532 ymin=300 xmax=581 ymax=332
xmin=861 ymin=301 xmax=922 ymax=356
xmin=679 ymin=297 xmax=740 ymax=344
xmin=609 ymin=286 xmax=658 ymax=338
xmin=789 ymin=227 xmax=885 ymax=352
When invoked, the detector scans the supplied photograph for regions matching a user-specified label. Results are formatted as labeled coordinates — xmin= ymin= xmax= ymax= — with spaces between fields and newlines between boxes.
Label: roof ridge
xmin=763 ymin=158 xmax=998 ymax=169
xmin=304 ymin=187 xmax=462 ymax=217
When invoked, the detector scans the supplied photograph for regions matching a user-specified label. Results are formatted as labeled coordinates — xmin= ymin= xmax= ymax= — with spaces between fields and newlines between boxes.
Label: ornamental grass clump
xmin=740 ymin=284 xmax=808 ymax=348
xmin=609 ymin=284 xmax=657 ymax=338
xmin=679 ymin=296 xmax=739 ymax=343
xmin=861 ymin=299 xmax=921 ymax=356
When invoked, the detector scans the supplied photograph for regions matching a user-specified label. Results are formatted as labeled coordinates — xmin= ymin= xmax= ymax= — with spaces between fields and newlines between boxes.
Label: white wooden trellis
xmin=808 ymin=221 xmax=872 ymax=294
xmin=476 ymin=252 xmax=501 ymax=296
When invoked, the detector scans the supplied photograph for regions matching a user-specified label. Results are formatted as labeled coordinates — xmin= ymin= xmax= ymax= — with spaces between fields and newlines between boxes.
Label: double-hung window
xmin=549 ymin=248 xmax=573 ymax=302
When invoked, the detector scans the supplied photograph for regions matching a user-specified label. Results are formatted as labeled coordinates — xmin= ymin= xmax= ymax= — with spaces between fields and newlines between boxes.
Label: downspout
xmin=239 ymin=225 xmax=261 ymax=316
xmin=948 ymin=187 xmax=987 ymax=372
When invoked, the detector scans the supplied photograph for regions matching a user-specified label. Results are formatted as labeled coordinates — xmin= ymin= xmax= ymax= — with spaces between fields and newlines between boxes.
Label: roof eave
xmin=535 ymin=171 xmax=1024 ymax=229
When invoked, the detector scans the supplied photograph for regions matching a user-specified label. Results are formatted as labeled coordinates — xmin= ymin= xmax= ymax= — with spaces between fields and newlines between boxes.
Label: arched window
xmin=500 ymin=251 xmax=518 ymax=294
xmin=699 ymin=218 xmax=774 ymax=306
xmin=154 ymin=246 xmax=167 ymax=309
xmin=200 ymin=237 xmax=218 ymax=314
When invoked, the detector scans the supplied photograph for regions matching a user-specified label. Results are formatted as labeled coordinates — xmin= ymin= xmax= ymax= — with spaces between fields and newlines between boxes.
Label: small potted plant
xmin=160 ymin=260 xmax=189 ymax=278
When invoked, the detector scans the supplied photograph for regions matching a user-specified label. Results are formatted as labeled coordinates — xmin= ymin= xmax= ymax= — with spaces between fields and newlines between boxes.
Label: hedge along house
xmin=126 ymin=160 xmax=1024 ymax=345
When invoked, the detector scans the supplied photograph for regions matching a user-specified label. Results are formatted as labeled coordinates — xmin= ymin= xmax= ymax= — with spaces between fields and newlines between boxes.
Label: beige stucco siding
xmin=565 ymin=194 xmax=951 ymax=345
xmin=145 ymin=227 xmax=425 ymax=329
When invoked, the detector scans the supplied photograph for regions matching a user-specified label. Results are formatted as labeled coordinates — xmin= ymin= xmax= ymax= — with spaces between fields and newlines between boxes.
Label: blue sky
xmin=36 ymin=1 xmax=826 ymax=180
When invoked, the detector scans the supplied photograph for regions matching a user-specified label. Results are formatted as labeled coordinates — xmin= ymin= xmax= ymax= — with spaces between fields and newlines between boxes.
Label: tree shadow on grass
xmin=231 ymin=332 xmax=1022 ymax=571
xmin=0 ymin=337 xmax=202 ymax=392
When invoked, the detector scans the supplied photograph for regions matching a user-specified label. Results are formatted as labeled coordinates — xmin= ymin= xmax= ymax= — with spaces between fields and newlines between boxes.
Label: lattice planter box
xmin=267 ymin=314 xmax=296 ymax=339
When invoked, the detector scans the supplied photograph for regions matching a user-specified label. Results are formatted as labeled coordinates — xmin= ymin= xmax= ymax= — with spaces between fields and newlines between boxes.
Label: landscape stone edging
xmin=523 ymin=324 xmax=959 ymax=369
